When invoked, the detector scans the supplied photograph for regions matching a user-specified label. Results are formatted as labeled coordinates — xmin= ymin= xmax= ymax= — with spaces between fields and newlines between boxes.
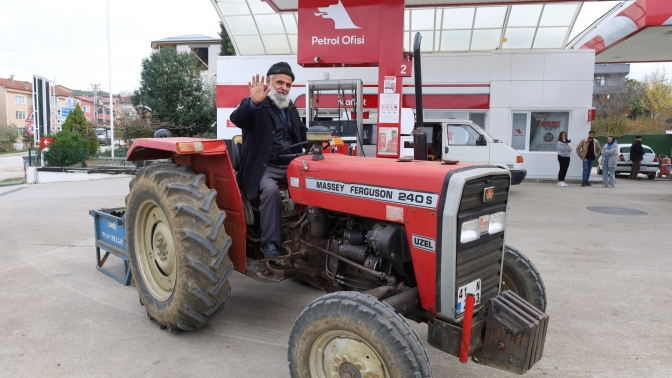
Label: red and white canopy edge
xmin=569 ymin=0 xmax=672 ymax=63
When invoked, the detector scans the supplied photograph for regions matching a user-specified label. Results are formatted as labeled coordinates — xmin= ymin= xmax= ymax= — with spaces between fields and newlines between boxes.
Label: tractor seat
xmin=230 ymin=135 xmax=243 ymax=172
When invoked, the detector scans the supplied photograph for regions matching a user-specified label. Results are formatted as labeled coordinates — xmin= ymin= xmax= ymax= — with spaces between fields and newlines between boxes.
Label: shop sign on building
xmin=297 ymin=0 xmax=381 ymax=66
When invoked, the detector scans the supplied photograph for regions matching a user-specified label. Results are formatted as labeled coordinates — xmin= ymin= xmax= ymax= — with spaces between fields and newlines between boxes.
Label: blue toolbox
xmin=89 ymin=208 xmax=131 ymax=285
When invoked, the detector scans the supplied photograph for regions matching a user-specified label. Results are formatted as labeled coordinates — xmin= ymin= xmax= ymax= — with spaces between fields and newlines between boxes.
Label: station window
xmin=511 ymin=111 xmax=570 ymax=151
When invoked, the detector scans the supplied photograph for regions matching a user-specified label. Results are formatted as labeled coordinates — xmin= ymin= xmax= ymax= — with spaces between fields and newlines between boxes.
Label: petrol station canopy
xmin=211 ymin=0 xmax=672 ymax=63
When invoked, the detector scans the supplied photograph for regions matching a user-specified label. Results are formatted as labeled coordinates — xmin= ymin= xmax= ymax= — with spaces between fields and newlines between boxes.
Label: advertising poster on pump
xmin=529 ymin=112 xmax=570 ymax=152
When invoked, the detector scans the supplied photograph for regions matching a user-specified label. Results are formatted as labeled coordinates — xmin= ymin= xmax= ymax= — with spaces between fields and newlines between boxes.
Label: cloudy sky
xmin=0 ymin=0 xmax=669 ymax=93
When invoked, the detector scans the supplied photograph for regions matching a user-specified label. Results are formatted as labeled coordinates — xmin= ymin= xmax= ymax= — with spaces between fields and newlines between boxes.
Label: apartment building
xmin=0 ymin=76 xmax=33 ymax=128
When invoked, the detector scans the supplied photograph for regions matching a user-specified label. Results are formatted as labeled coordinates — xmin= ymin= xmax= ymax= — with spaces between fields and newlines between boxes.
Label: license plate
xmin=456 ymin=279 xmax=482 ymax=315
xmin=479 ymin=215 xmax=489 ymax=234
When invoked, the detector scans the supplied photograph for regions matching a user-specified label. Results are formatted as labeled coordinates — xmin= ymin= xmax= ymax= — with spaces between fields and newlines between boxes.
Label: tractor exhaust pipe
xmin=412 ymin=32 xmax=428 ymax=161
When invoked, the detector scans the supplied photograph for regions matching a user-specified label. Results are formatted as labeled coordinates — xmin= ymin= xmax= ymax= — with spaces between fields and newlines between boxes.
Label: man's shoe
xmin=581 ymin=183 xmax=586 ymax=187
xmin=586 ymin=182 xmax=592 ymax=186
xmin=261 ymin=242 xmax=282 ymax=260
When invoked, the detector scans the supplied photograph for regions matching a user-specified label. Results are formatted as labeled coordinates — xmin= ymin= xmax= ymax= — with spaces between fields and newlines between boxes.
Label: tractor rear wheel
xmin=125 ymin=163 xmax=234 ymax=331
xmin=501 ymin=245 xmax=547 ymax=312
xmin=288 ymin=292 xmax=432 ymax=378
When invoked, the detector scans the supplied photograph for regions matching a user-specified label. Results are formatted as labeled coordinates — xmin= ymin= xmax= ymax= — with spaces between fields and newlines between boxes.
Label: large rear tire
xmin=501 ymin=245 xmax=547 ymax=312
xmin=288 ymin=292 xmax=432 ymax=378
xmin=125 ymin=163 xmax=234 ymax=330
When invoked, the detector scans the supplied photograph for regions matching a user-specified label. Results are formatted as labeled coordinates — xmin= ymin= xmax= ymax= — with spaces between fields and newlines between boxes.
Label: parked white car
xmin=598 ymin=143 xmax=658 ymax=180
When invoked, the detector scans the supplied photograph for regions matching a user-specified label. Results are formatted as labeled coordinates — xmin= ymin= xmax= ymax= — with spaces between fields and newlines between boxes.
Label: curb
xmin=0 ymin=181 xmax=24 ymax=187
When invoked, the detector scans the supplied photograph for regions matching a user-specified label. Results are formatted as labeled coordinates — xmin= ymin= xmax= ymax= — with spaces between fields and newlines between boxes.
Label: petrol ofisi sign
xmin=298 ymin=0 xmax=381 ymax=66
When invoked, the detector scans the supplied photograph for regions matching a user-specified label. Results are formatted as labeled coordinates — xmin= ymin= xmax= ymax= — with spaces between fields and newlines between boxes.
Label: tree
xmin=626 ymin=78 xmax=646 ymax=119
xmin=593 ymin=73 xmax=631 ymax=118
xmin=61 ymin=104 xmax=99 ymax=157
xmin=641 ymin=67 xmax=672 ymax=121
xmin=62 ymin=103 xmax=91 ymax=131
xmin=219 ymin=22 xmax=235 ymax=56
xmin=132 ymin=47 xmax=216 ymax=136
xmin=0 ymin=124 xmax=19 ymax=152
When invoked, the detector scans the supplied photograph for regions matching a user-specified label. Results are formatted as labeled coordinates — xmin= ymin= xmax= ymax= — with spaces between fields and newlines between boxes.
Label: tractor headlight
xmin=460 ymin=219 xmax=480 ymax=243
xmin=488 ymin=211 xmax=507 ymax=234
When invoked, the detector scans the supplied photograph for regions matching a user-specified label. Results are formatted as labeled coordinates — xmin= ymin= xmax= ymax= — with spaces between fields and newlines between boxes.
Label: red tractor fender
xmin=126 ymin=137 xmax=249 ymax=274
xmin=126 ymin=137 xmax=227 ymax=162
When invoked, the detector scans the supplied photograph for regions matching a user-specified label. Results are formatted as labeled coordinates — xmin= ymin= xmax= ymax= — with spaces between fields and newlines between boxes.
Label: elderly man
xmin=230 ymin=62 xmax=307 ymax=260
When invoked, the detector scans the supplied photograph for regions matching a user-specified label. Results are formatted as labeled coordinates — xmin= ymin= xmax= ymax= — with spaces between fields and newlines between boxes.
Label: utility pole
xmin=91 ymin=84 xmax=100 ymax=127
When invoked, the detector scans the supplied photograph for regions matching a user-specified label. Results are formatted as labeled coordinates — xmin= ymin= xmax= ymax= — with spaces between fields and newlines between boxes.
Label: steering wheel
xmin=277 ymin=141 xmax=314 ymax=159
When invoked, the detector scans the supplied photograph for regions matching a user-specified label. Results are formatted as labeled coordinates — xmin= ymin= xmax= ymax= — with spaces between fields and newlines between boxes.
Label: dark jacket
xmin=230 ymin=96 xmax=307 ymax=198
xmin=630 ymin=140 xmax=645 ymax=161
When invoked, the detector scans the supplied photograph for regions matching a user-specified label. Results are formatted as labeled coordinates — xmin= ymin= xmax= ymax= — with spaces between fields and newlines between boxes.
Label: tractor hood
xmin=287 ymin=154 xmax=482 ymax=219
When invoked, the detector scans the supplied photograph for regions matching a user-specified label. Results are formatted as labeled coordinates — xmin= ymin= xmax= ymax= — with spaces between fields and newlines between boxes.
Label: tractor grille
xmin=455 ymin=175 xmax=510 ymax=312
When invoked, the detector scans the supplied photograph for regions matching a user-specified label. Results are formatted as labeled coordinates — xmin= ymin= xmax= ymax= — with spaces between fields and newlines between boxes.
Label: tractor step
xmin=245 ymin=259 xmax=298 ymax=283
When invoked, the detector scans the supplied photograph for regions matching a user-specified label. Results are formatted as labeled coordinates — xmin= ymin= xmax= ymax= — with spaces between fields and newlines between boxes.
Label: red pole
xmin=459 ymin=294 xmax=475 ymax=363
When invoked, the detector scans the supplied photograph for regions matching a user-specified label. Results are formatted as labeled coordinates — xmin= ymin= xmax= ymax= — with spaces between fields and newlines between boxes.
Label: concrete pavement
xmin=1 ymin=174 xmax=671 ymax=377
xmin=0 ymin=153 xmax=26 ymax=181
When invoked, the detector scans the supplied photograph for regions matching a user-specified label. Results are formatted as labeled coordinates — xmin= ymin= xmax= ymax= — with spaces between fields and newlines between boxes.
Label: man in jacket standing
xmin=576 ymin=130 xmax=601 ymax=187
xmin=229 ymin=62 xmax=307 ymax=260
xmin=629 ymin=136 xmax=645 ymax=180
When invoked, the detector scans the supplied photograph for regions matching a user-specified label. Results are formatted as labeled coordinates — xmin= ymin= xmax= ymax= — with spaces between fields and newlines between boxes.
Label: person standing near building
xmin=576 ymin=130 xmax=601 ymax=187
xmin=556 ymin=131 xmax=571 ymax=187
xmin=629 ymin=135 xmax=645 ymax=180
xmin=601 ymin=136 xmax=618 ymax=188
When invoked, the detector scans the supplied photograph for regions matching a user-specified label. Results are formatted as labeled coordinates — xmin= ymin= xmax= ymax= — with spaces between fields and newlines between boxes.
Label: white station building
xmin=211 ymin=0 xmax=672 ymax=181
xmin=216 ymin=50 xmax=595 ymax=180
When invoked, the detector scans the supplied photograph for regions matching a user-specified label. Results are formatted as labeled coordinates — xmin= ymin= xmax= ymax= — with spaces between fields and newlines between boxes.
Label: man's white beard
xmin=269 ymin=87 xmax=291 ymax=109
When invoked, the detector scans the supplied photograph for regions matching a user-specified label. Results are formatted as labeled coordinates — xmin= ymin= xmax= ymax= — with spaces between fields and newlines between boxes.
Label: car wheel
xmin=648 ymin=173 xmax=656 ymax=180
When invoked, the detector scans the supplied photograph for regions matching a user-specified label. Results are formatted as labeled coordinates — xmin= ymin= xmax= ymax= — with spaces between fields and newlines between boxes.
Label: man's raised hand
xmin=249 ymin=74 xmax=270 ymax=106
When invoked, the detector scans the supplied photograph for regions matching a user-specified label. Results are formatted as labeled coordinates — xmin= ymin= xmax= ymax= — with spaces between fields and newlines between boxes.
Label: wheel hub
xmin=338 ymin=362 xmax=361 ymax=378
xmin=501 ymin=272 xmax=518 ymax=294
xmin=310 ymin=330 xmax=387 ymax=378
xmin=135 ymin=200 xmax=177 ymax=302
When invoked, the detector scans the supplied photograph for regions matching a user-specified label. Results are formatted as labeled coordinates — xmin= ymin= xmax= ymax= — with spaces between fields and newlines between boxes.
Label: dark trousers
xmin=259 ymin=165 xmax=286 ymax=246
xmin=629 ymin=160 xmax=641 ymax=179
xmin=558 ymin=156 xmax=570 ymax=181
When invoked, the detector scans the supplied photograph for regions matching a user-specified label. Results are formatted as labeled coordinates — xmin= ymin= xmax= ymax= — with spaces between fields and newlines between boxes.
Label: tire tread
xmin=125 ymin=163 xmax=233 ymax=331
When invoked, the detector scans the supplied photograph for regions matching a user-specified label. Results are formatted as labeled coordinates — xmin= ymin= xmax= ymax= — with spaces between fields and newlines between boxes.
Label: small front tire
xmin=288 ymin=292 xmax=432 ymax=378
xmin=501 ymin=245 xmax=547 ymax=312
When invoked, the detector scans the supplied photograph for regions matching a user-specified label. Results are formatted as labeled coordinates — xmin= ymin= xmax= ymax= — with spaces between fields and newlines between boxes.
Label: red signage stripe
xmin=217 ymin=85 xmax=489 ymax=109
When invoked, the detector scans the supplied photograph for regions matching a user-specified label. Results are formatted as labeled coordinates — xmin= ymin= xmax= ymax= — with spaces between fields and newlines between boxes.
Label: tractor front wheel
xmin=125 ymin=163 xmax=234 ymax=331
xmin=501 ymin=245 xmax=547 ymax=312
xmin=288 ymin=292 xmax=432 ymax=378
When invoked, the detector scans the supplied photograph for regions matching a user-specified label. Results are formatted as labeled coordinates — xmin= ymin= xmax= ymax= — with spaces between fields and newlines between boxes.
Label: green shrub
xmin=0 ymin=124 xmax=19 ymax=152
xmin=44 ymin=130 xmax=90 ymax=167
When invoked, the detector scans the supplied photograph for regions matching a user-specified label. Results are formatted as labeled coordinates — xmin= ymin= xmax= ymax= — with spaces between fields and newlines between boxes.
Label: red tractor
xmin=124 ymin=127 xmax=548 ymax=377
